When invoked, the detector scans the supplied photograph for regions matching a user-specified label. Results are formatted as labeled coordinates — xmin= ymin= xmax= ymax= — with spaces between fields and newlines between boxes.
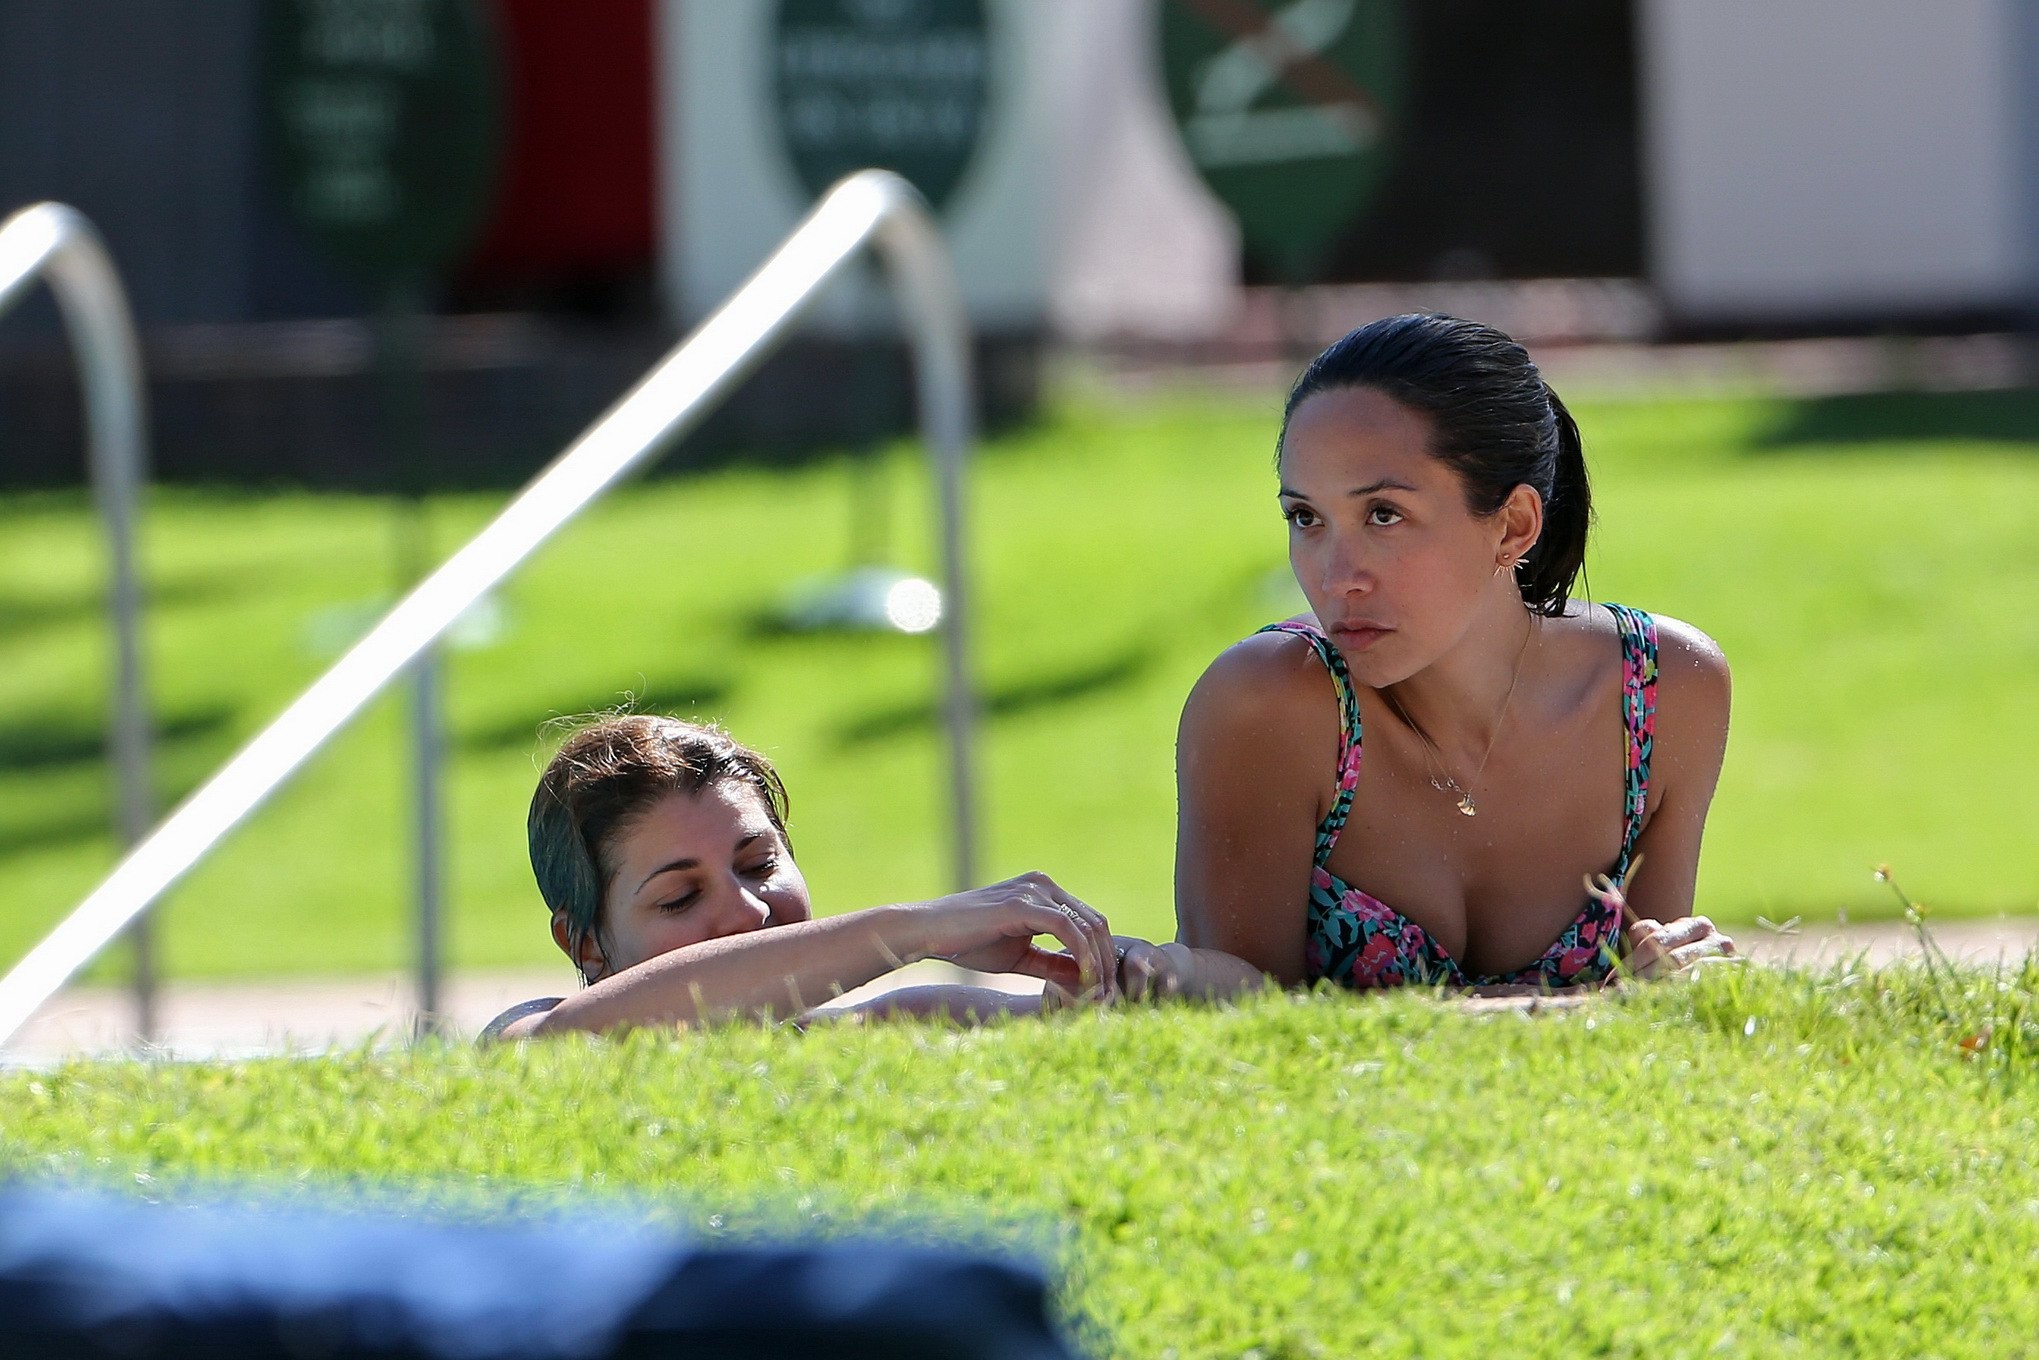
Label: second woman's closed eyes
xmin=654 ymin=854 xmax=781 ymax=914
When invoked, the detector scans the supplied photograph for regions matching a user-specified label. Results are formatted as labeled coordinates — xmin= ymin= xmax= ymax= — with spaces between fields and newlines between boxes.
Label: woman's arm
xmin=1172 ymin=634 xmax=1339 ymax=990
xmin=501 ymin=873 xmax=1113 ymax=1038
xmin=823 ymin=984 xmax=1046 ymax=1023
xmin=1622 ymin=616 xmax=1732 ymax=924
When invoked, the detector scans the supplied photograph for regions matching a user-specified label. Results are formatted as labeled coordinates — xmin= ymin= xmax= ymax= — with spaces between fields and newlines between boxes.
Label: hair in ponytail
xmin=1524 ymin=383 xmax=1592 ymax=614
xmin=1278 ymin=313 xmax=1593 ymax=616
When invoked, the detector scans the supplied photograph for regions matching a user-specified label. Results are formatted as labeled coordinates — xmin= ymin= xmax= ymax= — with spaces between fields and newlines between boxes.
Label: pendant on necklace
xmin=1456 ymin=794 xmax=1478 ymax=817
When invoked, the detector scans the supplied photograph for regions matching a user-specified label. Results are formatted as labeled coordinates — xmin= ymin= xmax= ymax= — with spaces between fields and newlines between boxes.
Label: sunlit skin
xmin=495 ymin=780 xmax=1122 ymax=1039
xmin=554 ymin=782 xmax=812 ymax=982
xmin=1127 ymin=386 xmax=1736 ymax=997
xmin=1280 ymin=389 xmax=1537 ymax=695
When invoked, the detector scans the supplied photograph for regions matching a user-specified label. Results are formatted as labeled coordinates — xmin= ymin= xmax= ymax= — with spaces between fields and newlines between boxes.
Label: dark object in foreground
xmin=0 ymin=1186 xmax=1076 ymax=1359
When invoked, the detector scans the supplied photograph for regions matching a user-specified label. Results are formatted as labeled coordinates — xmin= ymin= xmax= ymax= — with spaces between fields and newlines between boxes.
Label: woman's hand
xmin=1115 ymin=936 xmax=1198 ymax=1001
xmin=1114 ymin=937 xmax=1275 ymax=1002
xmin=1590 ymin=870 xmax=1740 ymax=981
xmin=1622 ymin=914 xmax=1739 ymax=979
xmin=908 ymin=872 xmax=1118 ymax=1000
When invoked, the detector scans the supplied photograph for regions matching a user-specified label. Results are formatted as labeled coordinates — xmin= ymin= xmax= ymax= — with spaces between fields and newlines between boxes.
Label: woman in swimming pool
xmin=485 ymin=715 xmax=1118 ymax=1039
xmin=1118 ymin=314 xmax=1737 ymax=999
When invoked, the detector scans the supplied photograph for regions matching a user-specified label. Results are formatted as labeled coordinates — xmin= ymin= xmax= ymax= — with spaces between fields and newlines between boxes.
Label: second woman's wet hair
xmin=1279 ymin=312 xmax=1592 ymax=617
xmin=527 ymin=714 xmax=791 ymax=981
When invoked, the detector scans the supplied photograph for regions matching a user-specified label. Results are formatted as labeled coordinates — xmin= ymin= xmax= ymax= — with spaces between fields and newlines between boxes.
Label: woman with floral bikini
xmin=1121 ymin=314 xmax=1738 ymax=998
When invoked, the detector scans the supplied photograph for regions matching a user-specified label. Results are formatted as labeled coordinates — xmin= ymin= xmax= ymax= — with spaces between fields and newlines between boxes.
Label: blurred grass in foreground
xmin=0 ymin=386 xmax=2034 ymax=979
xmin=4 ymin=960 xmax=2038 ymax=1358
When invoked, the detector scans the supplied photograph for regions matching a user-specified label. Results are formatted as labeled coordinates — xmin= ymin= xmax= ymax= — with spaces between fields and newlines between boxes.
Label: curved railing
xmin=0 ymin=170 xmax=980 ymax=1048
xmin=0 ymin=203 xmax=157 ymax=1037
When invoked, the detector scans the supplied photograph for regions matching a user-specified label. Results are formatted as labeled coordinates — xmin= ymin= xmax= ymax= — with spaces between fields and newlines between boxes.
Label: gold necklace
xmin=1382 ymin=615 xmax=1534 ymax=818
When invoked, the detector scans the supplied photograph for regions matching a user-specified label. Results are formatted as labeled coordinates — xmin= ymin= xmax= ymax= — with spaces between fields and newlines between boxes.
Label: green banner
xmin=263 ymin=0 xmax=503 ymax=284
xmin=773 ymin=0 xmax=992 ymax=212
xmin=1159 ymin=0 xmax=1407 ymax=283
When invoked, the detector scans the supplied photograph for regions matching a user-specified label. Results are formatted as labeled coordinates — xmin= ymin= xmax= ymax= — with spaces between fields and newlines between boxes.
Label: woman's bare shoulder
xmin=1560 ymin=604 xmax=1729 ymax=703
xmin=1576 ymin=607 xmax=1729 ymax=814
xmin=1647 ymin=612 xmax=1731 ymax=774
xmin=1649 ymin=612 xmax=1731 ymax=694
xmin=477 ymin=996 xmax=564 ymax=1043
xmin=1544 ymin=604 xmax=1729 ymax=742
xmin=1179 ymin=625 xmax=1341 ymax=787
xmin=1186 ymin=624 xmax=1335 ymax=718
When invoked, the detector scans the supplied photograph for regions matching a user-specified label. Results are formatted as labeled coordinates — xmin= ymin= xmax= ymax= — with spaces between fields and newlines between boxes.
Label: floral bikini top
xmin=1260 ymin=603 xmax=1659 ymax=990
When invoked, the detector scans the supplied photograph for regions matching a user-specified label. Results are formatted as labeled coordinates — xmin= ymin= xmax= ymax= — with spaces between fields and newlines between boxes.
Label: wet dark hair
xmin=1278 ymin=312 xmax=1592 ymax=616
xmin=528 ymin=715 xmax=791 ymax=979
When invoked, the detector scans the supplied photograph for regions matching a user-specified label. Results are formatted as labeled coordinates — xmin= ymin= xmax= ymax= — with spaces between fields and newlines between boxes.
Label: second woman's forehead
xmin=613 ymin=784 xmax=780 ymax=870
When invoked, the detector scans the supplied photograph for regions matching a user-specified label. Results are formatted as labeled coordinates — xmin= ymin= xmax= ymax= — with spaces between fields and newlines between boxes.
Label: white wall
xmin=1640 ymin=0 xmax=2029 ymax=321
xmin=658 ymin=0 xmax=1238 ymax=339
xmin=662 ymin=0 xmax=1047 ymax=333
xmin=1040 ymin=0 xmax=1239 ymax=342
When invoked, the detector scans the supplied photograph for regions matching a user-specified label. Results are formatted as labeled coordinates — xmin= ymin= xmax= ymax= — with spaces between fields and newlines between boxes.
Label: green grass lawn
xmin=4 ymin=963 xmax=2037 ymax=1357
xmin=1 ymin=386 xmax=2036 ymax=980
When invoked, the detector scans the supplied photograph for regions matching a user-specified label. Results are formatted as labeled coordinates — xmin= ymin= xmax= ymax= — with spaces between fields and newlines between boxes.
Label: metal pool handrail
xmin=0 ymin=170 xmax=980 ymax=1048
xmin=0 ymin=203 xmax=157 ymax=1037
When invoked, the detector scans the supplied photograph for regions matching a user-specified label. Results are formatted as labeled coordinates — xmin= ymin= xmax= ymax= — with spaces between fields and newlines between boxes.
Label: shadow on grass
xmin=1754 ymin=389 xmax=2039 ymax=452
xmin=836 ymin=649 xmax=1150 ymax=747
xmin=0 ymin=806 xmax=119 ymax=856
xmin=458 ymin=674 xmax=736 ymax=752
xmin=0 ymin=562 xmax=275 ymax=641
xmin=0 ymin=705 xmax=237 ymax=857
xmin=0 ymin=705 xmax=237 ymax=772
xmin=740 ymin=610 xmax=903 ymax=642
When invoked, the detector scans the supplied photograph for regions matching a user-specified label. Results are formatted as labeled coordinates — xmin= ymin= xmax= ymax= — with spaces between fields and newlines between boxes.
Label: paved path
xmin=7 ymin=919 xmax=2036 ymax=1067
xmin=2 ymin=959 xmax=1010 ymax=1066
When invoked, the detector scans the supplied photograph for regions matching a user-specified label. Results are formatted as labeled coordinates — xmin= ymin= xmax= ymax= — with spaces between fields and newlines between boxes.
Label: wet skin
xmin=559 ymin=782 xmax=811 ymax=981
xmin=1174 ymin=386 xmax=1734 ymax=984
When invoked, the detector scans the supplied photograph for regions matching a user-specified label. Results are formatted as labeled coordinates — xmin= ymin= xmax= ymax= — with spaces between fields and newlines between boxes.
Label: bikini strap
xmin=1256 ymin=622 xmax=1361 ymax=865
xmin=1603 ymin=603 xmax=1659 ymax=879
